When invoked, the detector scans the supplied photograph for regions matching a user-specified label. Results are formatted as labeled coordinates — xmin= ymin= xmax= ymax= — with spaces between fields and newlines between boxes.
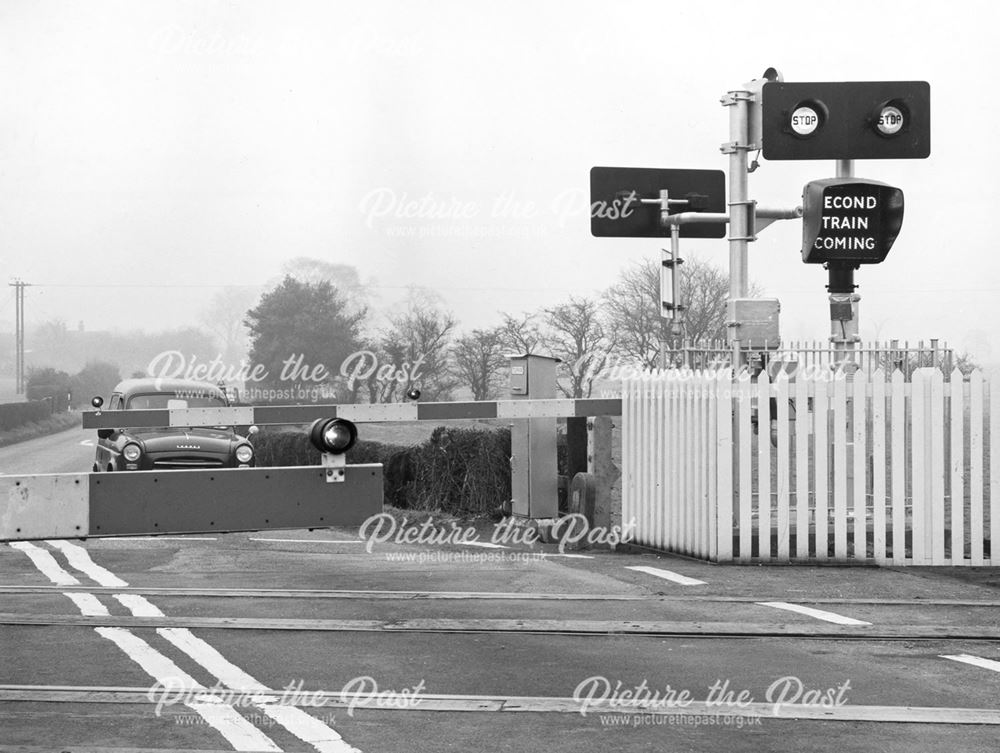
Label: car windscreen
xmin=126 ymin=393 xmax=228 ymax=410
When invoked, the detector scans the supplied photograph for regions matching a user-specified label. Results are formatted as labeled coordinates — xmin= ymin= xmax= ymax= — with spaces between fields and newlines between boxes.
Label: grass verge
xmin=0 ymin=412 xmax=83 ymax=449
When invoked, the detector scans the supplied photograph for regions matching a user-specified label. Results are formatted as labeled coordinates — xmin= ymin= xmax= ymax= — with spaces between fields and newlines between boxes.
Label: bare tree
xmin=452 ymin=327 xmax=507 ymax=400
xmin=603 ymin=256 xmax=759 ymax=364
xmin=682 ymin=256 xmax=741 ymax=343
xmin=365 ymin=289 xmax=458 ymax=402
xmin=603 ymin=260 xmax=661 ymax=369
xmin=497 ymin=312 xmax=544 ymax=355
xmin=541 ymin=296 xmax=614 ymax=398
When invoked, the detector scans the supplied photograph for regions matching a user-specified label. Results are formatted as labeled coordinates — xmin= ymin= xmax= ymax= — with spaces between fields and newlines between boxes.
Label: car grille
xmin=152 ymin=458 xmax=226 ymax=469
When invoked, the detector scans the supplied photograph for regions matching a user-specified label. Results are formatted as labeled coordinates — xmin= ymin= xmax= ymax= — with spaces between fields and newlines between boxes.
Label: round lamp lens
xmin=876 ymin=105 xmax=905 ymax=136
xmin=790 ymin=105 xmax=820 ymax=136
xmin=323 ymin=424 xmax=351 ymax=451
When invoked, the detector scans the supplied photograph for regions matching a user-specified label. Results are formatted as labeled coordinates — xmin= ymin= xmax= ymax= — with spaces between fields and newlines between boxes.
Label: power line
xmin=22 ymin=282 xmax=596 ymax=293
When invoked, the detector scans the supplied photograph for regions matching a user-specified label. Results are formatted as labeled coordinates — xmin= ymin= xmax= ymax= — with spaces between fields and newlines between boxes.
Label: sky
xmin=1 ymin=0 xmax=998 ymax=363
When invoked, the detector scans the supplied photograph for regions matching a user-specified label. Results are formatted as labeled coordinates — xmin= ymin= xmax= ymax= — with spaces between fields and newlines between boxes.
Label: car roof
xmin=113 ymin=378 xmax=228 ymax=398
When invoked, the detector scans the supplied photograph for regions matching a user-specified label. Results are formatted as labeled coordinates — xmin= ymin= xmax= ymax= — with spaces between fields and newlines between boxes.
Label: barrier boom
xmin=82 ymin=398 xmax=624 ymax=429
xmin=1 ymin=466 xmax=382 ymax=542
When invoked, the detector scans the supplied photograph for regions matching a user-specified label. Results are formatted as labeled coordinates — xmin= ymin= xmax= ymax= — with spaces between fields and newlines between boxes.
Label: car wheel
xmin=106 ymin=464 xmax=114 ymax=473
xmin=92 ymin=463 xmax=100 ymax=473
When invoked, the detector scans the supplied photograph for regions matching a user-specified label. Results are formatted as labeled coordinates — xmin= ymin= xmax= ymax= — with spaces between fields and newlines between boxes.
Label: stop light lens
xmin=790 ymin=104 xmax=822 ymax=136
xmin=874 ymin=102 xmax=906 ymax=136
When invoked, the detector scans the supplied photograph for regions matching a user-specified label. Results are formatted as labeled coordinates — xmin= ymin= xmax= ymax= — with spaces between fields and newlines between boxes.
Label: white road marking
xmin=63 ymin=592 xmax=109 ymax=616
xmin=11 ymin=543 xmax=283 ymax=751
xmin=41 ymin=538 xmax=361 ymax=751
xmin=249 ymin=538 xmax=361 ymax=544
xmin=94 ymin=626 xmax=202 ymax=692
xmin=8 ymin=542 xmax=80 ymax=586
xmin=156 ymin=626 xmax=271 ymax=694
xmin=756 ymin=601 xmax=872 ymax=626
xmin=184 ymin=701 xmax=283 ymax=752
xmin=942 ymin=654 xmax=1000 ymax=673
xmin=625 ymin=565 xmax=707 ymax=586
xmin=79 ymin=439 xmax=94 ymax=446
xmin=100 ymin=536 xmax=219 ymax=541
xmin=460 ymin=541 xmax=507 ymax=549
xmin=96 ymin=627 xmax=281 ymax=752
xmin=114 ymin=593 xmax=164 ymax=617
xmin=45 ymin=539 xmax=128 ymax=587
xmin=260 ymin=704 xmax=360 ymax=752
xmin=535 ymin=553 xmax=594 ymax=559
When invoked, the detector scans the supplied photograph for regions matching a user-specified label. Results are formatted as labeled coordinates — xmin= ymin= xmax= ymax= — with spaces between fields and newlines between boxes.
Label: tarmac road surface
xmin=3 ymin=521 xmax=1000 ymax=753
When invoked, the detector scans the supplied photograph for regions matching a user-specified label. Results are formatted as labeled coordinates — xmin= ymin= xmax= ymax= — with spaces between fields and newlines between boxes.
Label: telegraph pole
xmin=9 ymin=279 xmax=27 ymax=394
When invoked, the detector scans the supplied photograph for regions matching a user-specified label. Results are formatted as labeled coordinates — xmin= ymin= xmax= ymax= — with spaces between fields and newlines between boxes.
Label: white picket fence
xmin=622 ymin=367 xmax=1000 ymax=565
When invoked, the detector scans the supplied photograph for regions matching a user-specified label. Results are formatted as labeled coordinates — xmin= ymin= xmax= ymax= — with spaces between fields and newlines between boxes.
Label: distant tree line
xmin=240 ymin=255 xmax=734 ymax=402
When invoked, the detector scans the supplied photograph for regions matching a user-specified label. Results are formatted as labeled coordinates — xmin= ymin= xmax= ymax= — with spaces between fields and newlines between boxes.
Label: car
xmin=91 ymin=378 xmax=257 ymax=472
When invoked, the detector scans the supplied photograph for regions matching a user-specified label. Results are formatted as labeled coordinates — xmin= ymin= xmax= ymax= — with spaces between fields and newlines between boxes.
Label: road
xmin=0 ymin=425 xmax=95 ymax=475
xmin=1 ymin=436 xmax=1000 ymax=751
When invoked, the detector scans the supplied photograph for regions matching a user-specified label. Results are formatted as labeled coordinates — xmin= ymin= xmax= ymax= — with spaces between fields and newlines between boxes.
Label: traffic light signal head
xmin=762 ymin=81 xmax=930 ymax=160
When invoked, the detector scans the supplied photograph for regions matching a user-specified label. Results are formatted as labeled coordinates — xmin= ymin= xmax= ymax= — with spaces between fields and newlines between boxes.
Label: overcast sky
xmin=2 ymin=1 xmax=998 ymax=361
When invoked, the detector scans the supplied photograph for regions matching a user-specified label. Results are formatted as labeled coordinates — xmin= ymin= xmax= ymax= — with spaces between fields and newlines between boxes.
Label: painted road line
xmin=79 ymin=439 xmax=94 ymax=446
xmin=99 ymin=536 xmax=219 ymax=541
xmin=460 ymin=541 xmax=508 ymax=549
xmin=63 ymin=592 xmax=109 ymax=616
xmin=535 ymin=553 xmax=595 ymax=559
xmin=5 ymin=685 xmax=1000 ymax=725
xmin=114 ymin=593 xmax=164 ymax=617
xmin=46 ymin=539 xmax=128 ymax=587
xmin=96 ymin=627 xmax=281 ymax=752
xmin=50 ymin=539 xmax=361 ymax=753
xmin=112 ymin=593 xmax=361 ymax=752
xmin=756 ymin=601 xmax=872 ymax=626
xmin=625 ymin=565 xmax=707 ymax=586
xmin=7 ymin=542 xmax=80 ymax=586
xmin=942 ymin=654 xmax=1000 ymax=673
xmin=249 ymin=538 xmax=362 ymax=544
xmin=11 ymin=543 xmax=283 ymax=751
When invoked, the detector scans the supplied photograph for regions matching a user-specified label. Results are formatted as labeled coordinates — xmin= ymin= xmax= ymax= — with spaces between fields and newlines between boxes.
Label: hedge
xmin=0 ymin=401 xmax=52 ymax=432
xmin=249 ymin=429 xmax=402 ymax=469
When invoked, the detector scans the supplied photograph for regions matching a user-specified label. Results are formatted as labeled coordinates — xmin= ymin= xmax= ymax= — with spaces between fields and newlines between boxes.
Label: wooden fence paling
xmin=795 ymin=377 xmax=810 ymax=559
xmin=776 ymin=376 xmax=791 ymax=560
xmin=667 ymin=380 xmax=686 ymax=551
xmin=757 ymin=373 xmax=772 ymax=560
xmin=653 ymin=373 xmax=663 ymax=551
xmin=833 ymin=376 xmax=848 ymax=559
xmin=702 ymin=377 xmax=713 ymax=558
xmin=949 ymin=369 xmax=964 ymax=565
xmin=715 ymin=375 xmax=732 ymax=561
xmin=911 ymin=372 xmax=927 ymax=564
xmin=970 ymin=371 xmax=984 ymax=565
xmin=621 ymin=378 xmax=632 ymax=547
xmin=891 ymin=370 xmax=906 ymax=564
xmin=853 ymin=374 xmax=867 ymax=560
xmin=930 ymin=370 xmax=947 ymax=565
xmin=872 ymin=371 xmax=888 ymax=564
xmin=738 ymin=375 xmax=752 ymax=562
xmin=815 ymin=378 xmax=829 ymax=562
